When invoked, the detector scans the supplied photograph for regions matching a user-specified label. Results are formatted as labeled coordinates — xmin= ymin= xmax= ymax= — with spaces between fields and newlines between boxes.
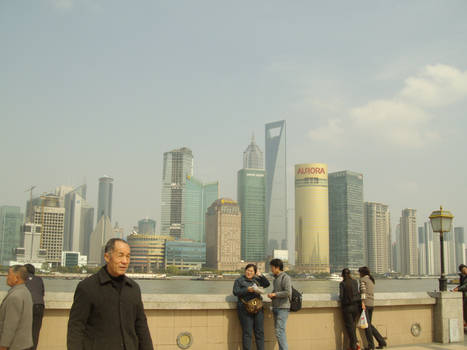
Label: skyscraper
xmin=454 ymin=227 xmax=466 ymax=266
xmin=64 ymin=184 xmax=94 ymax=256
xmin=0 ymin=206 xmax=24 ymax=265
xmin=33 ymin=195 xmax=65 ymax=266
xmin=295 ymin=163 xmax=329 ymax=273
xmin=183 ymin=177 xmax=219 ymax=243
xmin=265 ymin=120 xmax=287 ymax=254
xmin=88 ymin=215 xmax=113 ymax=266
xmin=419 ymin=222 xmax=439 ymax=275
xmin=97 ymin=176 xmax=113 ymax=223
xmin=138 ymin=218 xmax=157 ymax=235
xmin=329 ymin=171 xmax=364 ymax=272
xmin=243 ymin=134 xmax=264 ymax=169
xmin=364 ymin=202 xmax=391 ymax=274
xmin=238 ymin=168 xmax=266 ymax=262
xmin=418 ymin=226 xmax=427 ymax=275
xmin=399 ymin=208 xmax=418 ymax=275
xmin=237 ymin=136 xmax=266 ymax=262
xmin=14 ymin=223 xmax=47 ymax=267
xmin=205 ymin=198 xmax=242 ymax=271
xmin=160 ymin=147 xmax=194 ymax=238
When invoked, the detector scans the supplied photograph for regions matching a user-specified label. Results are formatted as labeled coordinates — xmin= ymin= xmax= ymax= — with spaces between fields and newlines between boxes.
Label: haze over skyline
xmin=1 ymin=1 xmax=466 ymax=234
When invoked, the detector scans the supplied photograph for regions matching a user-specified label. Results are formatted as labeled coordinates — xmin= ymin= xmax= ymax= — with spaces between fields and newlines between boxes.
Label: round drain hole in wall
xmin=177 ymin=332 xmax=193 ymax=349
xmin=411 ymin=323 xmax=421 ymax=337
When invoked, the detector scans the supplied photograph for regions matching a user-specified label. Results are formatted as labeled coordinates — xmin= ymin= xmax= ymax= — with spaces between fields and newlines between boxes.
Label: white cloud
xmin=307 ymin=64 xmax=464 ymax=149
xmin=308 ymin=119 xmax=344 ymax=145
xmin=350 ymin=99 xmax=438 ymax=148
xmin=400 ymin=64 xmax=467 ymax=108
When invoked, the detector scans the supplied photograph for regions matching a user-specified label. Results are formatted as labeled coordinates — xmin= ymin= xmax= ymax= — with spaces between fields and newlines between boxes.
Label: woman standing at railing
xmin=233 ymin=264 xmax=270 ymax=350
xmin=339 ymin=268 xmax=361 ymax=350
xmin=359 ymin=266 xmax=387 ymax=350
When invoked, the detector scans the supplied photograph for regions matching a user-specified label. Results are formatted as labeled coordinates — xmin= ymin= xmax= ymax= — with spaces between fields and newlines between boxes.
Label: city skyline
xmin=1 ymin=1 xmax=467 ymax=235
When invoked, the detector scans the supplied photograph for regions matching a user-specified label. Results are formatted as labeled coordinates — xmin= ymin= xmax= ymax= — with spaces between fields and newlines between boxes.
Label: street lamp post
xmin=429 ymin=206 xmax=454 ymax=292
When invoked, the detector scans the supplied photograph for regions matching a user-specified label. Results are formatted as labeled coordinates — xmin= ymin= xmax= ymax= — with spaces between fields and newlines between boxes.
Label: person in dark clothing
xmin=453 ymin=264 xmax=467 ymax=327
xmin=339 ymin=268 xmax=361 ymax=350
xmin=67 ymin=238 xmax=153 ymax=350
xmin=359 ymin=266 xmax=387 ymax=350
xmin=24 ymin=264 xmax=44 ymax=350
xmin=233 ymin=264 xmax=270 ymax=350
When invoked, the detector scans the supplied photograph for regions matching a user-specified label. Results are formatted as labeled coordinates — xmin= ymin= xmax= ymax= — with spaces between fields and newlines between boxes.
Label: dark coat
xmin=233 ymin=274 xmax=270 ymax=305
xmin=67 ymin=267 xmax=153 ymax=350
xmin=339 ymin=279 xmax=361 ymax=307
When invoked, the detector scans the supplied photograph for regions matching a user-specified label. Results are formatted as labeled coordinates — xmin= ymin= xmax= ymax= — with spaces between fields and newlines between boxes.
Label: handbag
xmin=241 ymin=297 xmax=263 ymax=314
xmin=358 ymin=310 xmax=368 ymax=329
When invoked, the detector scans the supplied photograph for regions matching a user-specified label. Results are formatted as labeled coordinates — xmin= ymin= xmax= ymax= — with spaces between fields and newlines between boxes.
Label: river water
xmin=0 ymin=276 xmax=448 ymax=294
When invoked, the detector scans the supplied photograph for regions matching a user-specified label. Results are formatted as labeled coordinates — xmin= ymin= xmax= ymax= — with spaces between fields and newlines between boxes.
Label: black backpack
xmin=289 ymin=286 xmax=302 ymax=312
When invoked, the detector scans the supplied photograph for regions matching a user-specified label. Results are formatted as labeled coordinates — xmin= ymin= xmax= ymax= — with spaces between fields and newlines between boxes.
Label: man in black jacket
xmin=67 ymin=238 xmax=153 ymax=350
xmin=24 ymin=264 xmax=45 ymax=350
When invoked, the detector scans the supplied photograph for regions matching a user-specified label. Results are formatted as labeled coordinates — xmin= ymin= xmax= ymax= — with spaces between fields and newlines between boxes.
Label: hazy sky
xmin=1 ymin=1 xmax=466 ymax=235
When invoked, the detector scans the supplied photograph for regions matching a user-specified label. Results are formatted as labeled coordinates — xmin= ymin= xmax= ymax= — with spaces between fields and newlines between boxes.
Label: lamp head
xmin=429 ymin=206 xmax=454 ymax=233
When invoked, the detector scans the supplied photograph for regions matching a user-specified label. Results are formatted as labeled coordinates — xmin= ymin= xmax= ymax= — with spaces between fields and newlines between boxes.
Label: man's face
xmin=104 ymin=241 xmax=130 ymax=277
xmin=462 ymin=267 xmax=467 ymax=275
xmin=6 ymin=268 xmax=18 ymax=287
xmin=270 ymin=265 xmax=280 ymax=276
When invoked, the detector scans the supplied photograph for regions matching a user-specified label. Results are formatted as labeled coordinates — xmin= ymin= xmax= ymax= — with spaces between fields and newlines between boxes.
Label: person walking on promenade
xmin=339 ymin=268 xmax=361 ymax=350
xmin=0 ymin=265 xmax=33 ymax=350
xmin=452 ymin=264 xmax=467 ymax=327
xmin=359 ymin=266 xmax=387 ymax=350
xmin=233 ymin=264 xmax=270 ymax=350
xmin=267 ymin=259 xmax=291 ymax=350
xmin=24 ymin=264 xmax=45 ymax=350
xmin=67 ymin=238 xmax=153 ymax=350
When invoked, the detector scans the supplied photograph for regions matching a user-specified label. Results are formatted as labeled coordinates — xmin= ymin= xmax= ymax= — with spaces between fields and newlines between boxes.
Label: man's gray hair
xmin=10 ymin=265 xmax=29 ymax=281
xmin=104 ymin=238 xmax=129 ymax=254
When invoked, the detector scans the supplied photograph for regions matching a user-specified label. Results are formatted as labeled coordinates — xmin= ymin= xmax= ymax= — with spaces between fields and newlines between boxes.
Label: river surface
xmin=0 ymin=276 xmax=449 ymax=294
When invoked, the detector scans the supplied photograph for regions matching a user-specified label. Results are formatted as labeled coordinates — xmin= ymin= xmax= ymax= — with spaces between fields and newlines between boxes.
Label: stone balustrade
xmin=0 ymin=291 xmax=463 ymax=350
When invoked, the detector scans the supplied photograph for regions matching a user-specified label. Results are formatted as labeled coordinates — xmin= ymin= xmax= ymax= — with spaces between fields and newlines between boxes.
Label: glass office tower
xmin=265 ymin=120 xmax=287 ymax=255
xmin=238 ymin=168 xmax=266 ymax=261
xmin=97 ymin=176 xmax=113 ymax=223
xmin=0 ymin=206 xmax=23 ymax=265
xmin=329 ymin=171 xmax=364 ymax=272
xmin=183 ymin=177 xmax=219 ymax=243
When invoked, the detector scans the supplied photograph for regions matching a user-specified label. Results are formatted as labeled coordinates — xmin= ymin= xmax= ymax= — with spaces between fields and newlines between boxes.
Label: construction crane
xmin=25 ymin=185 xmax=36 ymax=222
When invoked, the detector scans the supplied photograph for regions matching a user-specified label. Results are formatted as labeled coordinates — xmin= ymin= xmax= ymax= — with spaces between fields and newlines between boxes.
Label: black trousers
xmin=31 ymin=304 xmax=44 ymax=350
xmin=463 ymin=297 xmax=467 ymax=323
xmin=364 ymin=307 xmax=386 ymax=349
xmin=237 ymin=304 xmax=265 ymax=350
xmin=342 ymin=304 xmax=360 ymax=350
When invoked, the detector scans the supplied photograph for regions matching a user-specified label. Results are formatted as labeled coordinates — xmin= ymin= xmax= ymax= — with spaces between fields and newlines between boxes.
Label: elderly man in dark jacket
xmin=67 ymin=238 xmax=153 ymax=350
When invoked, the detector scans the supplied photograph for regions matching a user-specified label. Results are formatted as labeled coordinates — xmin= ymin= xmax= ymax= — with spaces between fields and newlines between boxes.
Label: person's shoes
xmin=376 ymin=344 xmax=386 ymax=349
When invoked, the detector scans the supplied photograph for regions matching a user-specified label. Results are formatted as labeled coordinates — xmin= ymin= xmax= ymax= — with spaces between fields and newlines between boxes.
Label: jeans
xmin=364 ymin=307 xmax=386 ymax=349
xmin=237 ymin=304 xmax=265 ymax=350
xmin=342 ymin=304 xmax=360 ymax=350
xmin=272 ymin=308 xmax=289 ymax=350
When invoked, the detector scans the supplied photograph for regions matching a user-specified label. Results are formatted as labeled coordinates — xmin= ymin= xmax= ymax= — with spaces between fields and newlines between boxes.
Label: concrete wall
xmin=0 ymin=292 xmax=438 ymax=350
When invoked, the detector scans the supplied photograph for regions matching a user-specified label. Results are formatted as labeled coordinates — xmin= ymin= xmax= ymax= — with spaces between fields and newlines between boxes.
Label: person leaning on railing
xmin=339 ymin=268 xmax=361 ymax=350
xmin=452 ymin=264 xmax=467 ymax=327
xmin=233 ymin=264 xmax=270 ymax=350
xmin=359 ymin=266 xmax=387 ymax=350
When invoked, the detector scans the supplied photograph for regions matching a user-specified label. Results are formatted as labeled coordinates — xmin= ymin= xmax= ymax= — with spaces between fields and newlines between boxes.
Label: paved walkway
xmin=388 ymin=336 xmax=467 ymax=349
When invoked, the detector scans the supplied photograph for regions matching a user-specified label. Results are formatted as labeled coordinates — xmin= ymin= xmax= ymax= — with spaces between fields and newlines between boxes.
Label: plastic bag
xmin=358 ymin=310 xmax=368 ymax=329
